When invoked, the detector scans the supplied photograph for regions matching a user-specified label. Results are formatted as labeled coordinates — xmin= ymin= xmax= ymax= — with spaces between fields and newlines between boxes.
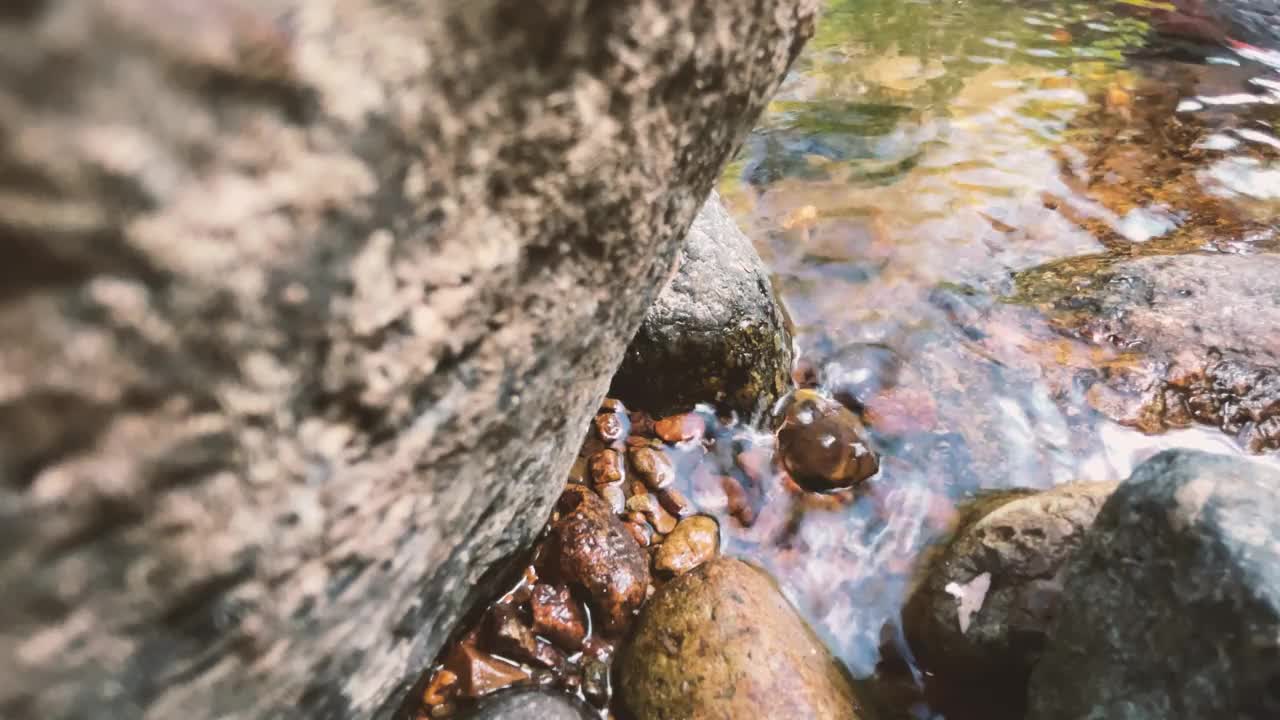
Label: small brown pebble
xmin=551 ymin=485 xmax=650 ymax=634
xmin=487 ymin=605 xmax=564 ymax=669
xmin=629 ymin=445 xmax=675 ymax=490
xmin=595 ymin=483 xmax=626 ymax=514
xmin=595 ymin=412 xmax=628 ymax=443
xmin=625 ymin=521 xmax=652 ymax=547
xmin=654 ymin=515 xmax=720 ymax=576
xmin=626 ymin=493 xmax=678 ymax=534
xmin=589 ymin=449 xmax=625 ymax=484
xmin=629 ymin=411 xmax=656 ymax=437
xmin=626 ymin=434 xmax=650 ymax=448
xmin=776 ymin=389 xmax=879 ymax=492
xmin=429 ymin=702 xmax=455 ymax=719
xmin=446 ymin=642 xmax=530 ymax=698
xmin=657 ymin=487 xmax=692 ymax=518
xmin=654 ymin=413 xmax=706 ymax=444
xmin=530 ymin=583 xmax=587 ymax=650
xmin=627 ymin=479 xmax=648 ymax=498
xmin=422 ymin=669 xmax=458 ymax=705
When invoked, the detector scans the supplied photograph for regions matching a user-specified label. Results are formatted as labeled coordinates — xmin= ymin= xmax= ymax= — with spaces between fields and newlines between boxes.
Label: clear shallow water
xmin=712 ymin=0 xmax=1280 ymax=715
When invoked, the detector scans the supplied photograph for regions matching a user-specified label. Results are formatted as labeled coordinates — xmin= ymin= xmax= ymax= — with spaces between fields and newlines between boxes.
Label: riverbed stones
xmin=776 ymin=389 xmax=880 ymax=492
xmin=611 ymin=191 xmax=796 ymax=420
xmin=903 ymin=481 xmax=1117 ymax=716
xmin=1027 ymin=450 xmax=1280 ymax=720
xmin=619 ymin=558 xmax=865 ymax=720
xmin=550 ymin=486 xmax=650 ymax=636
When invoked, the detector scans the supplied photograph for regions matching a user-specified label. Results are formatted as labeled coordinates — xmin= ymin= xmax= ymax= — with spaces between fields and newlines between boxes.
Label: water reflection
xmin=713 ymin=0 xmax=1280 ymax=716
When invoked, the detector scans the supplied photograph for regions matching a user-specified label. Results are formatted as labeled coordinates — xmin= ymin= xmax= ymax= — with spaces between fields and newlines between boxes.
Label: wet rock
xmin=625 ymin=492 xmax=678 ymax=535
xmin=653 ymin=516 xmax=720 ymax=576
xmin=629 ymin=445 xmax=676 ymax=490
xmin=619 ymin=558 xmax=866 ymax=720
xmin=776 ymin=389 xmax=879 ymax=492
xmin=461 ymin=687 xmax=596 ymax=720
xmin=902 ymin=482 xmax=1117 ymax=716
xmin=487 ymin=605 xmax=564 ymax=670
xmin=595 ymin=411 xmax=630 ymax=444
xmin=1008 ymin=253 xmax=1280 ymax=452
xmin=654 ymin=413 xmax=708 ymax=443
xmin=447 ymin=643 xmax=531 ymax=699
xmin=529 ymin=584 xmax=586 ymax=652
xmin=589 ymin=449 xmax=626 ymax=484
xmin=655 ymin=487 xmax=692 ymax=518
xmin=594 ymin=483 xmax=627 ymax=514
xmin=610 ymin=191 xmax=796 ymax=419
xmin=1028 ymin=450 xmax=1280 ymax=720
xmin=550 ymin=486 xmax=650 ymax=635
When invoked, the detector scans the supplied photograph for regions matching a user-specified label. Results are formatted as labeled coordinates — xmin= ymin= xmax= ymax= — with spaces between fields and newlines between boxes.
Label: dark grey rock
xmin=462 ymin=688 xmax=595 ymax=720
xmin=902 ymin=482 xmax=1117 ymax=718
xmin=611 ymin=191 xmax=795 ymax=420
xmin=1027 ymin=450 xmax=1280 ymax=720
xmin=0 ymin=1 xmax=818 ymax=718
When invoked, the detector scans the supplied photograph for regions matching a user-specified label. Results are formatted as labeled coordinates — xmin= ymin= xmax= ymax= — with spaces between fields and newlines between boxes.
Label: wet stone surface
xmin=776 ymin=389 xmax=880 ymax=491
xmin=620 ymin=557 xmax=867 ymax=720
xmin=1029 ymin=450 xmax=1280 ymax=720
xmin=902 ymin=481 xmax=1118 ymax=719
xmin=1003 ymin=253 xmax=1280 ymax=453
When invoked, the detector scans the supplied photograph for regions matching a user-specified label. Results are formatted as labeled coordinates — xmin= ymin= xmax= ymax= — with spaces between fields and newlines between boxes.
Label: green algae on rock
xmin=619 ymin=557 xmax=867 ymax=720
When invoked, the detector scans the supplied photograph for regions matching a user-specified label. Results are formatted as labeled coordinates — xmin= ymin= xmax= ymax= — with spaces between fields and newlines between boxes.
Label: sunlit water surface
xmin=699 ymin=0 xmax=1280 ymax=716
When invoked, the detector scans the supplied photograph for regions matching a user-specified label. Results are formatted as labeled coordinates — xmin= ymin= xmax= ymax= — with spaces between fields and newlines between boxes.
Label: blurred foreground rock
xmin=0 ymin=1 xmax=817 ymax=717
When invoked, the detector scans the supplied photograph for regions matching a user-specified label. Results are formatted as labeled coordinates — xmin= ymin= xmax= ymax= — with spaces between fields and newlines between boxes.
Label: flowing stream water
xmin=712 ymin=0 xmax=1280 ymax=716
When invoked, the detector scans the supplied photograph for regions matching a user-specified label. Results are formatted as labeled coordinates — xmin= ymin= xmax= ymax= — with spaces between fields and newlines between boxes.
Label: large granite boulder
xmin=1028 ymin=450 xmax=1280 ymax=720
xmin=611 ymin=191 xmax=795 ymax=420
xmin=0 ymin=1 xmax=818 ymax=718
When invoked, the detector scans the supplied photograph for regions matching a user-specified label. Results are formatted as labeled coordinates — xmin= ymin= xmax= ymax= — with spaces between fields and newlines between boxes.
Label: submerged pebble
xmin=776 ymin=389 xmax=880 ymax=492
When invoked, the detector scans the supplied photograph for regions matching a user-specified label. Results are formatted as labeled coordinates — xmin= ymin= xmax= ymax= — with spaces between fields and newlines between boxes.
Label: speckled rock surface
xmin=611 ymin=191 xmax=795 ymax=420
xmin=619 ymin=558 xmax=866 ymax=720
xmin=0 ymin=1 xmax=818 ymax=718
xmin=903 ymin=482 xmax=1117 ymax=718
xmin=1007 ymin=253 xmax=1280 ymax=452
xmin=1027 ymin=450 xmax=1280 ymax=720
